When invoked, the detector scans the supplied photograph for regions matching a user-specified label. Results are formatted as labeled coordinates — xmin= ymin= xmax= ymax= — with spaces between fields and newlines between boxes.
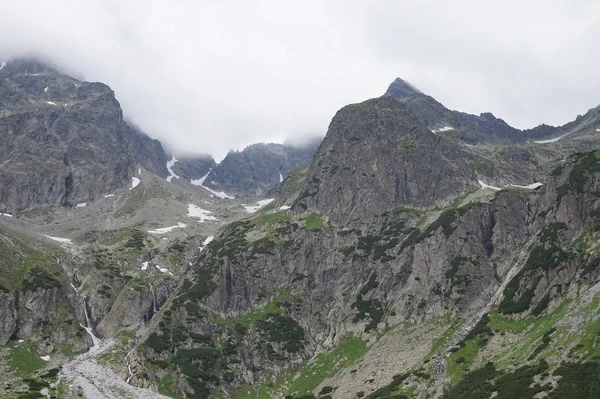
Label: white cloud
xmin=1 ymin=1 xmax=599 ymax=160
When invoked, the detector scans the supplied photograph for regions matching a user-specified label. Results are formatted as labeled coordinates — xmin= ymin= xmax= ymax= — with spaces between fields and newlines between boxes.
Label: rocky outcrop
xmin=0 ymin=225 xmax=90 ymax=352
xmin=0 ymin=58 xmax=168 ymax=213
xmin=385 ymin=78 xmax=525 ymax=144
xmin=293 ymin=95 xmax=477 ymax=223
xmin=201 ymin=138 xmax=321 ymax=196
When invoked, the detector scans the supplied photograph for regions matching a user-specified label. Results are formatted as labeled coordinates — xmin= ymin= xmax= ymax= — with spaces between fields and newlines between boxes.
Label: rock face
xmin=386 ymin=78 xmax=525 ymax=144
xmin=0 ymin=224 xmax=90 ymax=352
xmin=0 ymin=58 xmax=168 ymax=213
xmin=171 ymin=154 xmax=216 ymax=181
xmin=132 ymin=81 xmax=600 ymax=398
xmin=293 ymin=96 xmax=477 ymax=223
xmin=387 ymin=77 xmax=600 ymax=146
xmin=201 ymin=139 xmax=321 ymax=196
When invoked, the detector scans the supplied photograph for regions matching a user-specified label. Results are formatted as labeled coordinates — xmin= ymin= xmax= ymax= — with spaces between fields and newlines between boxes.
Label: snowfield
xmin=243 ymin=198 xmax=274 ymax=213
xmin=43 ymin=235 xmax=73 ymax=244
xmin=509 ymin=182 xmax=543 ymax=189
xmin=166 ymin=156 xmax=180 ymax=182
xmin=190 ymin=170 xmax=234 ymax=199
xmin=432 ymin=126 xmax=454 ymax=133
xmin=478 ymin=180 xmax=501 ymax=191
xmin=188 ymin=204 xmax=218 ymax=222
xmin=130 ymin=177 xmax=140 ymax=190
xmin=533 ymin=132 xmax=570 ymax=144
xmin=148 ymin=222 xmax=187 ymax=234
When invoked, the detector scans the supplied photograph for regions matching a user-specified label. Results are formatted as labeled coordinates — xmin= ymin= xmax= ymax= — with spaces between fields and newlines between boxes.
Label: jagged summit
xmin=385 ymin=77 xmax=422 ymax=99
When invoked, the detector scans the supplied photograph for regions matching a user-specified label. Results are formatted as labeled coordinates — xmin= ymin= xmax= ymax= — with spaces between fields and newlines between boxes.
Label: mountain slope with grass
xmin=3 ymin=71 xmax=600 ymax=399
xmin=128 ymin=85 xmax=600 ymax=398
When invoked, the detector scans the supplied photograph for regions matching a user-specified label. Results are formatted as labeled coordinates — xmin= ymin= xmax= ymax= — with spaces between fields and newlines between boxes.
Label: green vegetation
xmin=21 ymin=267 xmax=62 ymax=291
xmin=498 ymin=272 xmax=541 ymax=314
xmin=395 ymin=136 xmax=420 ymax=153
xmin=352 ymin=273 xmax=383 ymax=332
xmin=549 ymin=362 xmax=600 ymax=398
xmin=527 ymin=328 xmax=555 ymax=360
xmin=365 ymin=372 xmax=410 ymax=398
xmin=258 ymin=314 xmax=305 ymax=354
xmin=6 ymin=342 xmax=46 ymax=376
xmin=0 ymin=225 xmax=64 ymax=292
xmin=499 ymin=222 xmax=570 ymax=315
xmin=400 ymin=203 xmax=482 ymax=251
xmin=304 ymin=213 xmax=324 ymax=230
xmin=252 ymin=210 xmax=292 ymax=227
xmin=443 ymin=360 xmax=551 ymax=399
xmin=236 ymin=338 xmax=368 ymax=399
xmin=157 ymin=375 xmax=182 ymax=398
xmin=557 ymin=149 xmax=600 ymax=203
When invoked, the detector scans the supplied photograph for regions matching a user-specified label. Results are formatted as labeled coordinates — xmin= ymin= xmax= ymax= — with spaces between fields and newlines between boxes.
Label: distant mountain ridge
xmin=386 ymin=77 xmax=600 ymax=145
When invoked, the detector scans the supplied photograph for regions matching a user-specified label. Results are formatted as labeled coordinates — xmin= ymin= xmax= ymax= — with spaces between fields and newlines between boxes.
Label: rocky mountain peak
xmin=385 ymin=77 xmax=422 ymax=99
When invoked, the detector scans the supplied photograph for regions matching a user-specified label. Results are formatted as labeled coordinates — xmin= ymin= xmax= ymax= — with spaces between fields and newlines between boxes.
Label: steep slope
xmin=129 ymin=88 xmax=600 ymax=399
xmin=386 ymin=77 xmax=600 ymax=150
xmin=385 ymin=78 xmax=524 ymax=144
xmin=128 ymin=94 xmax=539 ymax=398
xmin=293 ymin=95 xmax=533 ymax=223
xmin=0 ymin=58 xmax=168 ymax=213
xmin=171 ymin=154 xmax=216 ymax=181
xmin=199 ymin=138 xmax=321 ymax=196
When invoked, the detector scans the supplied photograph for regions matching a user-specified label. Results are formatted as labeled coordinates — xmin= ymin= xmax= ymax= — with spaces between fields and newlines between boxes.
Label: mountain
xmin=126 ymin=83 xmax=600 ymax=398
xmin=0 ymin=58 xmax=168 ymax=214
xmin=4 ymin=68 xmax=600 ymax=399
xmin=386 ymin=77 xmax=600 ymax=148
xmin=173 ymin=138 xmax=322 ymax=196
xmin=385 ymin=78 xmax=524 ymax=144
xmin=170 ymin=153 xmax=216 ymax=182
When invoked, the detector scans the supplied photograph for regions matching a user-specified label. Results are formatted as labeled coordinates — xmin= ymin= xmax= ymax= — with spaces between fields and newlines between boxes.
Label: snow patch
xmin=18 ymin=339 xmax=24 ymax=343
xmin=190 ymin=170 xmax=235 ymax=199
xmin=141 ymin=261 xmax=149 ymax=271
xmin=104 ymin=194 xmax=115 ymax=198
xmin=43 ymin=235 xmax=72 ymax=244
xmin=148 ymin=222 xmax=187 ymax=234
xmin=0 ymin=61 xmax=6 ymax=70
xmin=138 ymin=168 xmax=141 ymax=176
xmin=188 ymin=204 xmax=218 ymax=222
xmin=1 ymin=213 xmax=12 ymax=217
xmin=279 ymin=172 xmax=283 ymax=183
xmin=533 ymin=132 xmax=570 ymax=144
xmin=509 ymin=182 xmax=543 ymax=190
xmin=40 ymin=355 xmax=50 ymax=361
xmin=596 ymin=129 xmax=600 ymax=132
xmin=46 ymin=101 xmax=57 ymax=106
xmin=432 ymin=126 xmax=455 ymax=133
xmin=166 ymin=156 xmax=180 ymax=183
xmin=477 ymin=180 xmax=501 ymax=191
xmin=155 ymin=265 xmax=174 ymax=275
xmin=464 ymin=144 xmax=474 ymax=147
xmin=44 ymin=86 xmax=49 ymax=92
xmin=243 ymin=198 xmax=274 ymax=213
xmin=278 ymin=205 xmax=291 ymax=210
xmin=76 ymin=203 xmax=87 ymax=208
xmin=130 ymin=177 xmax=140 ymax=190
xmin=199 ymin=235 xmax=215 ymax=252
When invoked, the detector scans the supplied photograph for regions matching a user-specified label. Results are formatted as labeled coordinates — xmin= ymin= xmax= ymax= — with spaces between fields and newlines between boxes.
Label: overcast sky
xmin=1 ymin=1 xmax=600 ymax=160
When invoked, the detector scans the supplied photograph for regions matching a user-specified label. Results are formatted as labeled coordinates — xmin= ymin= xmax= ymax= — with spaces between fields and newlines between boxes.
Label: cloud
xmin=1 ymin=1 xmax=599 ymax=160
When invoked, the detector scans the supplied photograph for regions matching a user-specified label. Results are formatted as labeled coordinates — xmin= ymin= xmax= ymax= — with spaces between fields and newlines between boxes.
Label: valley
xmin=1 ymin=57 xmax=600 ymax=399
